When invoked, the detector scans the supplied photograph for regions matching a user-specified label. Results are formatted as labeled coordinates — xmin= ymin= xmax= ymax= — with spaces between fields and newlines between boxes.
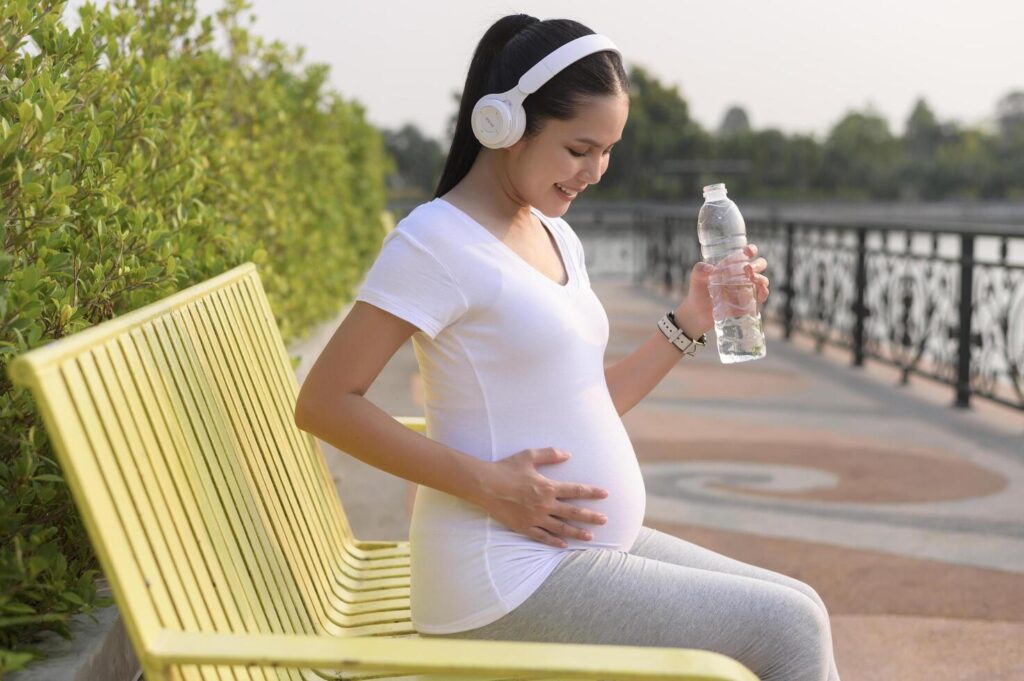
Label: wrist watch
xmin=657 ymin=311 xmax=707 ymax=357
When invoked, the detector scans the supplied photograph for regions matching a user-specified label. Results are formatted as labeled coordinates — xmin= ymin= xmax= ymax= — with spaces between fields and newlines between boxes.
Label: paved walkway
xmin=292 ymin=275 xmax=1024 ymax=681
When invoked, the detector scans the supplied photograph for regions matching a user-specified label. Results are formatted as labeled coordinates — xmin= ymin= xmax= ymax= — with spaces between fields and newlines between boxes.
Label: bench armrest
xmin=149 ymin=630 xmax=758 ymax=680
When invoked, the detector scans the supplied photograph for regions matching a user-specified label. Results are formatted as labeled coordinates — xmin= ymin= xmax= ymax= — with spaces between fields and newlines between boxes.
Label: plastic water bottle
xmin=696 ymin=183 xmax=766 ymax=363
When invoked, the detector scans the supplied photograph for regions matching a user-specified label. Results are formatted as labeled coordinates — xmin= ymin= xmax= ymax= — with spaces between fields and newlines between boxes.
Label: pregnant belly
xmin=537 ymin=436 xmax=647 ymax=551
xmin=413 ymin=449 xmax=646 ymax=553
xmin=414 ymin=413 xmax=647 ymax=552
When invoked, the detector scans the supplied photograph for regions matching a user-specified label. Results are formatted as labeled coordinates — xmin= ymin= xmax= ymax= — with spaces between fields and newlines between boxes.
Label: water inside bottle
xmin=708 ymin=280 xmax=766 ymax=363
xmin=697 ymin=184 xmax=767 ymax=363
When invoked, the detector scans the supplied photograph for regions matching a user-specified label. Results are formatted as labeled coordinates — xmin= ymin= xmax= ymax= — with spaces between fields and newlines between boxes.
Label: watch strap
xmin=658 ymin=312 xmax=707 ymax=356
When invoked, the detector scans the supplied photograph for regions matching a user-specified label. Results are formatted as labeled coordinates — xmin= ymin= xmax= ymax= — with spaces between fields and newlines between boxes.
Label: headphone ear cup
xmin=472 ymin=95 xmax=514 ymax=149
xmin=505 ymin=101 xmax=527 ymax=148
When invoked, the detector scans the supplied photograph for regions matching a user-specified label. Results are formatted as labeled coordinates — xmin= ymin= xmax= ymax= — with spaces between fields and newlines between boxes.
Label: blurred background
xmin=181 ymin=0 xmax=1024 ymax=205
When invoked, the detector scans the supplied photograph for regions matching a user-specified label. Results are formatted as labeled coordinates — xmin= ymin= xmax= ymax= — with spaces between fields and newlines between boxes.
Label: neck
xmin=449 ymin=149 xmax=534 ymax=229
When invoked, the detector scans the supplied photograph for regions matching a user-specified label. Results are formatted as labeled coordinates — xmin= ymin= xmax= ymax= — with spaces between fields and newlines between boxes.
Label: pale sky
xmin=78 ymin=1 xmax=1024 ymax=142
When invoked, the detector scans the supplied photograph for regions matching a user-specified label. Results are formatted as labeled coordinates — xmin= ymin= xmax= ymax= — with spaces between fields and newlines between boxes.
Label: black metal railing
xmin=569 ymin=203 xmax=1024 ymax=412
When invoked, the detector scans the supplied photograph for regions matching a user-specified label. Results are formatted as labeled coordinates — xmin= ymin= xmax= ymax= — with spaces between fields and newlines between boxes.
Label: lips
xmin=555 ymin=183 xmax=582 ymax=198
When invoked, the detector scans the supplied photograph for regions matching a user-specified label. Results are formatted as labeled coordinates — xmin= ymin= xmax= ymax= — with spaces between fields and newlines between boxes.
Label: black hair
xmin=433 ymin=14 xmax=629 ymax=199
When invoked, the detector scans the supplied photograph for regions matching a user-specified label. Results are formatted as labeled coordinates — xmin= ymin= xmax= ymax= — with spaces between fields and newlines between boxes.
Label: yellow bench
xmin=7 ymin=262 xmax=758 ymax=681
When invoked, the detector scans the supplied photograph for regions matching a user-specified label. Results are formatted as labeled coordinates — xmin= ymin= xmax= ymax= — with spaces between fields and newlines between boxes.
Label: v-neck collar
xmin=436 ymin=197 xmax=577 ymax=292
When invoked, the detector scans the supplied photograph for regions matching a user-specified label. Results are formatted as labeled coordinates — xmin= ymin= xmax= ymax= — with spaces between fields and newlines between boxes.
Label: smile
xmin=555 ymin=183 xmax=580 ymax=198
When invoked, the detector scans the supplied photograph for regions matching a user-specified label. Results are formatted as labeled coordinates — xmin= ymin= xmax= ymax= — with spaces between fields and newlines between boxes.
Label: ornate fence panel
xmin=565 ymin=203 xmax=1024 ymax=412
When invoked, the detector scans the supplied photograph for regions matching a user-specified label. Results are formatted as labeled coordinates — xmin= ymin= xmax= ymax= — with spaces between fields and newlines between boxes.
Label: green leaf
xmin=17 ymin=100 xmax=34 ymax=123
xmin=1 ymin=603 xmax=36 ymax=615
xmin=31 ymin=474 xmax=65 ymax=483
xmin=61 ymin=592 xmax=86 ymax=606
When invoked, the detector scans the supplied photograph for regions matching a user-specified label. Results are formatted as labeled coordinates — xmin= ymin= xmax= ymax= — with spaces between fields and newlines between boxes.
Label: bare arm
xmin=295 ymin=301 xmax=490 ymax=507
xmin=299 ymin=392 xmax=492 ymax=505
xmin=604 ymin=301 xmax=709 ymax=417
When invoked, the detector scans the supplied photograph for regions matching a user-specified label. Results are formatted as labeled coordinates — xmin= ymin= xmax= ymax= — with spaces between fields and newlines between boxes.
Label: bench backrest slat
xmin=183 ymin=289 xmax=344 ymax=632
xmin=7 ymin=264 xmax=355 ymax=680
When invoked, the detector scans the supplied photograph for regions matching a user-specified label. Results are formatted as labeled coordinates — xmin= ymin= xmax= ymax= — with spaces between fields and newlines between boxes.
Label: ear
xmin=503 ymin=137 xmax=529 ymax=164
xmin=507 ymin=133 xmax=530 ymax=153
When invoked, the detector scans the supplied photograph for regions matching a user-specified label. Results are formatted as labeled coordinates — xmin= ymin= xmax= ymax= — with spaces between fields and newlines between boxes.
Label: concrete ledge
xmin=8 ymin=595 xmax=140 ymax=681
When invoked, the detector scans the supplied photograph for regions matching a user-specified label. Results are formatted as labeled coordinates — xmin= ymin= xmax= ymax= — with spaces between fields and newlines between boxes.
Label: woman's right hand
xmin=472 ymin=447 xmax=609 ymax=548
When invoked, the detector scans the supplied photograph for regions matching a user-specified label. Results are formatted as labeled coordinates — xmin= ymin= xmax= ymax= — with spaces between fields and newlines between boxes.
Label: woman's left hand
xmin=676 ymin=243 xmax=770 ymax=337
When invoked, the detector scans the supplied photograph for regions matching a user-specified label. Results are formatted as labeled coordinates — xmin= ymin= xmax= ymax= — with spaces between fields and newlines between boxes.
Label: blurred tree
xmin=900 ymin=98 xmax=946 ymax=199
xmin=718 ymin=105 xmax=752 ymax=137
xmin=904 ymin=98 xmax=944 ymax=159
xmin=381 ymin=123 xmax=444 ymax=200
xmin=991 ymin=90 xmax=1024 ymax=198
xmin=596 ymin=64 xmax=711 ymax=200
xmin=444 ymin=90 xmax=461 ymax=150
xmin=995 ymin=90 xmax=1024 ymax=140
xmin=934 ymin=127 xmax=993 ymax=199
xmin=822 ymin=108 xmax=901 ymax=198
xmin=421 ymin=74 xmax=1023 ymax=201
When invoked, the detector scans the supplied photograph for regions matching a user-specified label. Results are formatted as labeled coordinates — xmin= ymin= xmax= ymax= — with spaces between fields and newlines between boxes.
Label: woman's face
xmin=509 ymin=91 xmax=629 ymax=216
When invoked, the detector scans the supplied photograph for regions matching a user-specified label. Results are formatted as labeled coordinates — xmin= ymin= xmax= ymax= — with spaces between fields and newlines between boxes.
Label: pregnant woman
xmin=294 ymin=14 xmax=840 ymax=681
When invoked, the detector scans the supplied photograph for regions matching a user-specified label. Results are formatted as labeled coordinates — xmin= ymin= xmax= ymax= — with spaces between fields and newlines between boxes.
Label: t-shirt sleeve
xmin=354 ymin=229 xmax=468 ymax=340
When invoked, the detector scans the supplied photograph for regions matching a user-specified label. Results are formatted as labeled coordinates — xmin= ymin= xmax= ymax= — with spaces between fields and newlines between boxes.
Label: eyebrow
xmin=574 ymin=136 xmax=622 ymax=147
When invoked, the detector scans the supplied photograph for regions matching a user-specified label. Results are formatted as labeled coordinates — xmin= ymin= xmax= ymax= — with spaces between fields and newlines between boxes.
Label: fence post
xmin=783 ymin=222 xmax=795 ymax=340
xmin=662 ymin=215 xmax=673 ymax=291
xmin=955 ymin=233 xmax=974 ymax=409
xmin=852 ymin=227 xmax=867 ymax=367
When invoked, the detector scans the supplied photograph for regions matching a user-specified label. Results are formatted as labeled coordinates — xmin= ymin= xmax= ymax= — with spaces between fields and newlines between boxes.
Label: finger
xmin=744 ymin=270 xmax=766 ymax=291
xmin=529 ymin=526 xmax=568 ymax=548
xmin=537 ymin=448 xmax=571 ymax=463
xmin=559 ymin=483 xmax=609 ymax=499
xmin=545 ymin=516 xmax=593 ymax=541
xmin=720 ymin=251 xmax=748 ymax=266
xmin=720 ymin=260 xmax=750 ymax=279
xmin=745 ymin=243 xmax=758 ymax=258
xmin=559 ymin=503 xmax=608 ymax=525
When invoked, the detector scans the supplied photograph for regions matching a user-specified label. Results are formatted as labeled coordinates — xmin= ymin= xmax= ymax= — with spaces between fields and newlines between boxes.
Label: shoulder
xmin=386 ymin=199 xmax=459 ymax=254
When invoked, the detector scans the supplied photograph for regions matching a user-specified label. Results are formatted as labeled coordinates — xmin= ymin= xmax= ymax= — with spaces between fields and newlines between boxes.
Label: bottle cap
xmin=703 ymin=182 xmax=727 ymax=198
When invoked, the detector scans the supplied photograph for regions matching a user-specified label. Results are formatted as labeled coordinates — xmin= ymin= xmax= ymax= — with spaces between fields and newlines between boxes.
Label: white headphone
xmin=471 ymin=33 xmax=622 ymax=150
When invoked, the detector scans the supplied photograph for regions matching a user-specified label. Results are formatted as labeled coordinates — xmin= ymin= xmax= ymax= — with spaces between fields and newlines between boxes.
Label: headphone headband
xmin=471 ymin=32 xmax=622 ymax=149
xmin=518 ymin=34 xmax=621 ymax=95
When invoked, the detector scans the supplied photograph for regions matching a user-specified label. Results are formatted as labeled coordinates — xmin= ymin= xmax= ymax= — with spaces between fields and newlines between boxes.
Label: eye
xmin=568 ymin=147 xmax=615 ymax=158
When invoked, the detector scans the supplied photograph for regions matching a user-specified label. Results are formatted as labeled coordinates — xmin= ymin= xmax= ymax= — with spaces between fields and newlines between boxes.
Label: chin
xmin=538 ymin=199 xmax=570 ymax=218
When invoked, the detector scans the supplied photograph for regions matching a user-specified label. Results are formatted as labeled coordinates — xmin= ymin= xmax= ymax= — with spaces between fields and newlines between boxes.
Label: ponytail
xmin=433 ymin=14 xmax=539 ymax=199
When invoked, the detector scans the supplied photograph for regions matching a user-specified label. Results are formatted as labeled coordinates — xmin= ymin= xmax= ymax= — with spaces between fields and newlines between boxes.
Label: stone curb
xmin=7 ymin=581 xmax=140 ymax=681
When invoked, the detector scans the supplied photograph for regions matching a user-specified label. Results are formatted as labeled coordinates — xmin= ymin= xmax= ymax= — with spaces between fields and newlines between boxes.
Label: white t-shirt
xmin=354 ymin=197 xmax=646 ymax=634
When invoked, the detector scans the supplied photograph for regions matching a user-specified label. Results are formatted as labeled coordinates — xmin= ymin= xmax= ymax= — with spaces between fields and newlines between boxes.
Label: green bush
xmin=0 ymin=0 xmax=392 ymax=672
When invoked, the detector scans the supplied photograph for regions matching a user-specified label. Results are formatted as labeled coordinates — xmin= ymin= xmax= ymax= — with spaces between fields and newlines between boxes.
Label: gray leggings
xmin=419 ymin=525 xmax=840 ymax=681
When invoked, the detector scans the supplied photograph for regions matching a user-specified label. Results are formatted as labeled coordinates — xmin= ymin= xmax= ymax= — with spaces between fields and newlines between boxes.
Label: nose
xmin=580 ymin=155 xmax=603 ymax=185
